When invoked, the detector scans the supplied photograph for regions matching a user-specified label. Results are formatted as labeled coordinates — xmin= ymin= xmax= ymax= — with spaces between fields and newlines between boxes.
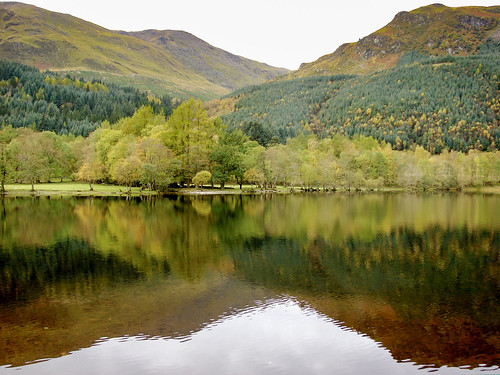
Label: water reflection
xmin=3 ymin=297 xmax=497 ymax=375
xmin=0 ymin=194 xmax=499 ymax=373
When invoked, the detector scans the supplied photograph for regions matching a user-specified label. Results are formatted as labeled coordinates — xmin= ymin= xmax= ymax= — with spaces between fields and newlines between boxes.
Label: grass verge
xmin=2 ymin=182 xmax=154 ymax=197
xmin=1 ymin=182 xmax=499 ymax=197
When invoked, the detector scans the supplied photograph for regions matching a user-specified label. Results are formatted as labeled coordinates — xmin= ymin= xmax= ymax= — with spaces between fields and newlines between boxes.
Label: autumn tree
xmin=137 ymin=138 xmax=180 ymax=191
xmin=160 ymin=98 xmax=218 ymax=184
xmin=94 ymin=128 xmax=123 ymax=178
xmin=192 ymin=171 xmax=212 ymax=188
xmin=0 ymin=126 xmax=18 ymax=193
xmin=211 ymin=130 xmax=248 ymax=188
xmin=115 ymin=105 xmax=165 ymax=137
xmin=244 ymin=168 xmax=265 ymax=188
xmin=40 ymin=131 xmax=74 ymax=182
xmin=75 ymin=138 xmax=106 ymax=190
xmin=6 ymin=131 xmax=48 ymax=191
xmin=112 ymin=154 xmax=143 ymax=193
xmin=337 ymin=149 xmax=364 ymax=191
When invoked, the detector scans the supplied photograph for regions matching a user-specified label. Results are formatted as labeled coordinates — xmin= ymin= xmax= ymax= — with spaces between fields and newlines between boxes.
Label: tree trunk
xmin=235 ymin=177 xmax=243 ymax=190
xmin=89 ymin=181 xmax=93 ymax=191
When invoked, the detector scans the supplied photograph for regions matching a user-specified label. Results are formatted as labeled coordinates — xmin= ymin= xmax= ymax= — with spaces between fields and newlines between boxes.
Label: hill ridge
xmin=0 ymin=2 xmax=289 ymax=99
xmin=120 ymin=29 xmax=289 ymax=92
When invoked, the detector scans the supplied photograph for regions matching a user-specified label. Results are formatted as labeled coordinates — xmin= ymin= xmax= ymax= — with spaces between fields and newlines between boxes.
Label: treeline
xmin=221 ymin=40 xmax=500 ymax=153
xmin=0 ymin=60 xmax=174 ymax=136
xmin=1 ymin=101 xmax=499 ymax=192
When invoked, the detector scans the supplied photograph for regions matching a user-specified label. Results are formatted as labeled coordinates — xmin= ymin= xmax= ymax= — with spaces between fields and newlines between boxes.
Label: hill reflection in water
xmin=0 ymin=194 xmax=498 ymax=373
xmin=4 ymin=297 xmax=497 ymax=375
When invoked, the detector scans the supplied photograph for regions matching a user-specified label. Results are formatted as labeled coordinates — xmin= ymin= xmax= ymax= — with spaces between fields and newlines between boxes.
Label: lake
xmin=0 ymin=193 xmax=499 ymax=374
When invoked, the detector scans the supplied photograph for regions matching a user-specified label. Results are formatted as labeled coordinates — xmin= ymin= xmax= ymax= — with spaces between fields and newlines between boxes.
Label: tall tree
xmin=137 ymin=138 xmax=180 ymax=191
xmin=75 ymin=138 xmax=106 ymax=191
xmin=161 ymin=99 xmax=218 ymax=184
xmin=6 ymin=131 xmax=49 ymax=191
xmin=112 ymin=155 xmax=143 ymax=193
xmin=0 ymin=126 xmax=18 ymax=193
xmin=211 ymin=130 xmax=248 ymax=189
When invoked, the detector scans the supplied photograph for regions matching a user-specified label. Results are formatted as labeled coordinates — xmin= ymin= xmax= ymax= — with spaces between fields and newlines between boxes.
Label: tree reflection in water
xmin=0 ymin=194 xmax=498 ymax=371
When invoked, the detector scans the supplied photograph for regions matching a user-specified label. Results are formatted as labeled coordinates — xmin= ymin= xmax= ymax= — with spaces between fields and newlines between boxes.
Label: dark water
xmin=0 ymin=193 xmax=498 ymax=374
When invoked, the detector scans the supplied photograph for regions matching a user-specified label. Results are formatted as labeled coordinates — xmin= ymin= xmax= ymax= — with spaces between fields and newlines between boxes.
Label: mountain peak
xmin=291 ymin=4 xmax=500 ymax=78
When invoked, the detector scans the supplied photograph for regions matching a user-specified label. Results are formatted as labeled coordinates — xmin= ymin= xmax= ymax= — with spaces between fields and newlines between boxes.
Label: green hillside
xmin=291 ymin=4 xmax=500 ymax=78
xmin=218 ymin=41 xmax=500 ymax=153
xmin=124 ymin=30 xmax=289 ymax=92
xmin=0 ymin=2 xmax=288 ymax=100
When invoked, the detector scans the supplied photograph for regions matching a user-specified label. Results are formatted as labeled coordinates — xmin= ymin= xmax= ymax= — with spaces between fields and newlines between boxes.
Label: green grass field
xmin=3 ymin=182 xmax=149 ymax=196
xmin=2 ymin=182 xmax=498 ymax=197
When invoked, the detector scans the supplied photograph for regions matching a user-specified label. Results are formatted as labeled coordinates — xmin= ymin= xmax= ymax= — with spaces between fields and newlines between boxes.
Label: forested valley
xmin=0 ymin=50 xmax=499 ymax=193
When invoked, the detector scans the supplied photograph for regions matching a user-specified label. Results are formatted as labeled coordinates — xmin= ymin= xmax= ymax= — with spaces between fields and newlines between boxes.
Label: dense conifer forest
xmin=0 ymin=60 xmax=173 ymax=137
xmin=222 ymin=40 xmax=500 ymax=153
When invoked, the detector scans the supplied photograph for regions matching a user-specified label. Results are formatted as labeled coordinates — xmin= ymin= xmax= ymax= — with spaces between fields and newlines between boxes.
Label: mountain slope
xmin=0 ymin=59 xmax=174 ymax=136
xmin=0 ymin=2 xmax=288 ymax=99
xmin=122 ymin=30 xmax=289 ymax=92
xmin=292 ymin=4 xmax=500 ymax=78
xmin=216 ymin=41 xmax=500 ymax=153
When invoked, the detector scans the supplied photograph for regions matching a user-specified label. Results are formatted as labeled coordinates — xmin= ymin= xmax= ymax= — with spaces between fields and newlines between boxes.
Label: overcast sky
xmin=15 ymin=0 xmax=500 ymax=70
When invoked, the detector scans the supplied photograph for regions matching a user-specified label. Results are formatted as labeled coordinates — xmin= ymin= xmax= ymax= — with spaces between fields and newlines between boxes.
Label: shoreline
xmin=1 ymin=183 xmax=499 ymax=198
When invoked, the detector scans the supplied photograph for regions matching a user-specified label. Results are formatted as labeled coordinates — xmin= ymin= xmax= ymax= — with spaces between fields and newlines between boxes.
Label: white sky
xmin=13 ymin=0 xmax=500 ymax=70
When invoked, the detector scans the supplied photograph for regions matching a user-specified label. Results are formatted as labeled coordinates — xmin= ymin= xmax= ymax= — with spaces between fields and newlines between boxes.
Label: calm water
xmin=0 ymin=193 xmax=499 ymax=374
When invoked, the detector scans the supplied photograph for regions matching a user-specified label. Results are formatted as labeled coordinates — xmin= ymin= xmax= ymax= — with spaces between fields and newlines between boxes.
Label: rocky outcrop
xmin=356 ymin=35 xmax=402 ymax=59
xmin=459 ymin=15 xmax=496 ymax=29
xmin=392 ymin=11 xmax=430 ymax=26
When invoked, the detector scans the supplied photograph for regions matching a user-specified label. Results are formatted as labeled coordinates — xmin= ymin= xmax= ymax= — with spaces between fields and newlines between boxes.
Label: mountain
xmin=291 ymin=4 xmax=500 ymax=78
xmin=208 ymin=4 xmax=500 ymax=153
xmin=121 ymin=30 xmax=289 ymax=92
xmin=216 ymin=40 xmax=500 ymax=153
xmin=0 ymin=2 xmax=288 ymax=99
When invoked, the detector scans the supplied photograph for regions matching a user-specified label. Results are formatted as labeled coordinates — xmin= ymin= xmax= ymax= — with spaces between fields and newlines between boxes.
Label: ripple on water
xmin=2 ymin=297 xmax=498 ymax=375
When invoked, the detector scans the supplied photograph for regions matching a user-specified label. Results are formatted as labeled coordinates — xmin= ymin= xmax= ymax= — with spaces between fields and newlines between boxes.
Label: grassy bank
xmin=2 ymin=182 xmax=152 ymax=197
xmin=1 ymin=182 xmax=499 ymax=197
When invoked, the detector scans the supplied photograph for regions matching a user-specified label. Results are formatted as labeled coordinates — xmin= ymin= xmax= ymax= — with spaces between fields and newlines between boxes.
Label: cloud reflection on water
xmin=2 ymin=297 xmax=496 ymax=375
